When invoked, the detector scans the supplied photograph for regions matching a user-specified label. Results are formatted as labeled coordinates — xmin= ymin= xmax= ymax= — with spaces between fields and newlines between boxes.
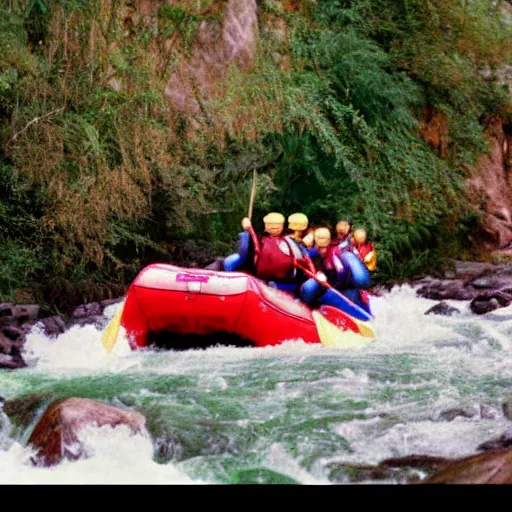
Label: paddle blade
xmin=102 ymin=305 xmax=124 ymax=353
xmin=313 ymin=311 xmax=372 ymax=349
xmin=320 ymin=305 xmax=375 ymax=339
xmin=352 ymin=318 xmax=375 ymax=339
xmin=313 ymin=310 xmax=373 ymax=349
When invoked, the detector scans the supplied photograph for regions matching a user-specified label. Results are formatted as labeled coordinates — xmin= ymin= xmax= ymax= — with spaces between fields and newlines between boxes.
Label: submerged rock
xmin=328 ymin=455 xmax=451 ymax=484
xmin=478 ymin=432 xmax=512 ymax=451
xmin=440 ymin=407 xmax=477 ymax=421
xmin=422 ymin=448 xmax=512 ymax=484
xmin=380 ymin=454 xmax=451 ymax=473
xmin=424 ymin=302 xmax=461 ymax=316
xmin=27 ymin=398 xmax=148 ymax=467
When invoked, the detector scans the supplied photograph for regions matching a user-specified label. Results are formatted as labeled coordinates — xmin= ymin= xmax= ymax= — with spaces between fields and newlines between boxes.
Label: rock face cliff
xmin=133 ymin=0 xmax=259 ymax=114
xmin=164 ymin=0 xmax=259 ymax=113
xmin=422 ymin=108 xmax=512 ymax=252
xmin=466 ymin=117 xmax=512 ymax=251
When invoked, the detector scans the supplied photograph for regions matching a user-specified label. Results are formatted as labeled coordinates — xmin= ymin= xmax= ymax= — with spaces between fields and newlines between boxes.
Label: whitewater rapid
xmin=1 ymin=285 xmax=511 ymax=484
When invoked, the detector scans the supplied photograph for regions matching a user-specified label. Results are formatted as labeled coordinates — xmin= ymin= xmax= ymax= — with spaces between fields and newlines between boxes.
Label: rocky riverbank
xmin=412 ymin=260 xmax=512 ymax=315
xmin=0 ymin=298 xmax=123 ymax=370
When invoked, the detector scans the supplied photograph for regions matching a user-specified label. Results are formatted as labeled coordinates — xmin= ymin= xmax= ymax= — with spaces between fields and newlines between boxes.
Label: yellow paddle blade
xmin=313 ymin=311 xmax=373 ymax=350
xmin=102 ymin=305 xmax=124 ymax=353
xmin=352 ymin=318 xmax=375 ymax=339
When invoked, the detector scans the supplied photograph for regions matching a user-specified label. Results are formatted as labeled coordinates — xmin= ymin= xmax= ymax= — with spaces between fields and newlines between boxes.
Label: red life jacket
xmin=255 ymin=236 xmax=297 ymax=281
xmin=352 ymin=241 xmax=374 ymax=262
xmin=320 ymin=245 xmax=339 ymax=271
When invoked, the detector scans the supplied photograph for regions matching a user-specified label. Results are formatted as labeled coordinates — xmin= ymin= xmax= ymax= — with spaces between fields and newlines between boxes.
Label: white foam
xmin=0 ymin=423 xmax=205 ymax=485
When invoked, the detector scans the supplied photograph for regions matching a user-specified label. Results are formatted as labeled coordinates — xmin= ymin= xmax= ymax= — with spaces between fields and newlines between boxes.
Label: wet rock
xmin=470 ymin=291 xmax=512 ymax=314
xmin=422 ymin=448 xmax=512 ymax=484
xmin=478 ymin=432 xmax=512 ymax=451
xmin=327 ymin=455 xmax=450 ymax=484
xmin=503 ymin=400 xmax=512 ymax=420
xmin=0 ymin=331 xmax=15 ymax=355
xmin=0 ymin=303 xmax=13 ymax=316
xmin=27 ymin=397 xmax=148 ymax=466
xmin=154 ymin=437 xmax=185 ymax=462
xmin=72 ymin=302 xmax=102 ymax=319
xmin=0 ymin=350 xmax=26 ymax=370
xmin=425 ymin=302 xmax=461 ymax=316
xmin=440 ymin=407 xmax=477 ymax=421
xmin=12 ymin=305 xmax=40 ymax=323
xmin=327 ymin=462 xmax=398 ymax=483
xmin=380 ymin=454 xmax=451 ymax=473
xmin=39 ymin=316 xmax=67 ymax=337
xmin=73 ymin=315 xmax=108 ymax=329
xmin=416 ymin=280 xmax=476 ymax=301
xmin=1 ymin=325 xmax=24 ymax=341
xmin=452 ymin=261 xmax=496 ymax=281
xmin=469 ymin=275 xmax=512 ymax=290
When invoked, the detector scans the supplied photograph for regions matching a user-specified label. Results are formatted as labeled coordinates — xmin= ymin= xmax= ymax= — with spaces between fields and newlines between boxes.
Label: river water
xmin=1 ymin=285 xmax=511 ymax=484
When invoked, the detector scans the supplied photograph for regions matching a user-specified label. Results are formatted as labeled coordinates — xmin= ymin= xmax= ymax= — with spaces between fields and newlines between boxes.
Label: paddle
xmin=101 ymin=303 xmax=124 ymax=353
xmin=294 ymin=260 xmax=375 ymax=340
xmin=294 ymin=259 xmax=369 ymax=311
xmin=312 ymin=310 xmax=373 ymax=349
xmin=244 ymin=168 xmax=261 ymax=260
xmin=248 ymin=168 xmax=257 ymax=220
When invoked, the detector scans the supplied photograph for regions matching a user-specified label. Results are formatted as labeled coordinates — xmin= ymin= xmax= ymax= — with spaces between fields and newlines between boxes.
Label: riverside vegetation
xmin=1 ymin=0 xmax=512 ymax=312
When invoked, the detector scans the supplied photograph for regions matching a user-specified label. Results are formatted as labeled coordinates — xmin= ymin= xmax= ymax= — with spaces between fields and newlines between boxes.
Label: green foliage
xmin=1 ymin=0 xmax=512 ymax=307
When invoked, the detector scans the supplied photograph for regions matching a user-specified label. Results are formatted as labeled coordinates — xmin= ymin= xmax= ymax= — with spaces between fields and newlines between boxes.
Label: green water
xmin=1 ymin=288 xmax=512 ymax=484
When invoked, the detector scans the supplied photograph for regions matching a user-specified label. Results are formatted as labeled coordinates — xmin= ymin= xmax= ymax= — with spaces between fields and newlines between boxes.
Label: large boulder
xmin=470 ymin=291 xmax=512 ymax=314
xmin=27 ymin=398 xmax=148 ymax=466
xmin=416 ymin=279 xmax=477 ymax=301
xmin=422 ymin=448 xmax=512 ymax=484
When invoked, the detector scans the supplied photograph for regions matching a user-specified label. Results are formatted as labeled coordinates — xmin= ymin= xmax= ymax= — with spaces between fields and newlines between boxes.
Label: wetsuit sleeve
xmin=224 ymin=231 xmax=255 ymax=272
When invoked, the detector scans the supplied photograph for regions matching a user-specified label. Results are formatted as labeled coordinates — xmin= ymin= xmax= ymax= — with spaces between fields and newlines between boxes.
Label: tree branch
xmin=8 ymin=107 xmax=65 ymax=145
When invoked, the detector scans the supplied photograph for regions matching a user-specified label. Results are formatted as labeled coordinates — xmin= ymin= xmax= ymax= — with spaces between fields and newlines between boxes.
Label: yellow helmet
xmin=314 ymin=227 xmax=331 ymax=249
xmin=352 ymin=228 xmax=367 ymax=244
xmin=288 ymin=213 xmax=308 ymax=231
xmin=263 ymin=212 xmax=284 ymax=224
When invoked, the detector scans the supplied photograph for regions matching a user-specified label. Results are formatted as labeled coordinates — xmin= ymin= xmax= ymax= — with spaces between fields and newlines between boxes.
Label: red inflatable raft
xmin=102 ymin=264 xmax=375 ymax=352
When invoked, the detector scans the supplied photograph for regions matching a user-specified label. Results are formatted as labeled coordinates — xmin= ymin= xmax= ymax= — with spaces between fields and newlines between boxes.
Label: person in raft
xmin=305 ymin=227 xmax=342 ymax=286
xmin=350 ymin=228 xmax=377 ymax=272
xmin=223 ymin=212 xmax=315 ymax=295
xmin=334 ymin=219 xmax=352 ymax=252
xmin=286 ymin=213 xmax=315 ymax=254
xmin=299 ymin=226 xmax=373 ymax=315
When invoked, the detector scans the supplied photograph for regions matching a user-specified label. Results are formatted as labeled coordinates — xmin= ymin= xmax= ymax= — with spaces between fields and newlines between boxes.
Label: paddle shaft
xmin=294 ymin=260 xmax=335 ymax=291
xmin=248 ymin=168 xmax=257 ymax=220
